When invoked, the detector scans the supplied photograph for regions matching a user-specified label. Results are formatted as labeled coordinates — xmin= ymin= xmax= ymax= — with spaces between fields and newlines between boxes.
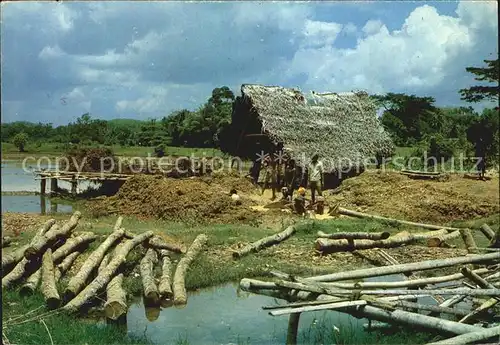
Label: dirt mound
xmin=330 ymin=171 xmax=500 ymax=223
xmin=89 ymin=174 xmax=260 ymax=224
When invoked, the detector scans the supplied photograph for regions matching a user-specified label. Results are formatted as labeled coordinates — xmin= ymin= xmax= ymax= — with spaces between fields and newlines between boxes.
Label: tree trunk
xmin=479 ymin=224 xmax=495 ymax=241
xmin=18 ymin=232 xmax=97 ymax=294
xmin=338 ymin=207 xmax=461 ymax=232
xmin=54 ymin=251 xmax=81 ymax=282
xmin=104 ymin=273 xmax=127 ymax=320
xmin=98 ymin=254 xmax=111 ymax=273
xmin=306 ymin=252 xmax=500 ymax=282
xmin=2 ymin=219 xmax=56 ymax=275
xmin=158 ymin=249 xmax=173 ymax=300
xmin=233 ymin=225 xmax=297 ymax=258
xmin=146 ymin=236 xmax=186 ymax=254
xmin=41 ymin=249 xmax=60 ymax=309
xmin=425 ymin=325 xmax=500 ymax=345
xmin=316 ymin=231 xmax=390 ymax=240
xmin=64 ymin=222 xmax=124 ymax=301
xmin=173 ymin=234 xmax=208 ymax=305
xmin=459 ymin=229 xmax=477 ymax=253
xmin=140 ymin=248 xmax=159 ymax=303
xmin=427 ymin=231 xmax=461 ymax=247
xmin=62 ymin=231 xmax=154 ymax=312
xmin=25 ymin=212 xmax=81 ymax=261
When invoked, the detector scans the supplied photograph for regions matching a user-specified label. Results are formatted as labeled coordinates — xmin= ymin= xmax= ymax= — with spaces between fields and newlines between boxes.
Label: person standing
xmin=475 ymin=137 xmax=487 ymax=180
xmin=284 ymin=159 xmax=298 ymax=200
xmin=308 ymin=154 xmax=324 ymax=204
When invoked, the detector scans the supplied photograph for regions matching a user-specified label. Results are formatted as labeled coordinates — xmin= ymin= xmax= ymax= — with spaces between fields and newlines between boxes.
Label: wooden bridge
xmin=35 ymin=171 xmax=134 ymax=196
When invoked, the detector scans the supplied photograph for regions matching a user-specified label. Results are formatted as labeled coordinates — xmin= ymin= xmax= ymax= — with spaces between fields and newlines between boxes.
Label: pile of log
xmin=2 ymin=212 xmax=208 ymax=320
xmin=240 ymin=252 xmax=500 ymax=345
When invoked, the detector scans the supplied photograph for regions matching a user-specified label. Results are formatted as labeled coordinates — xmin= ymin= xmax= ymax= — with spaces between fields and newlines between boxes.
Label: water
xmin=126 ymin=283 xmax=366 ymax=345
xmin=1 ymin=194 xmax=73 ymax=214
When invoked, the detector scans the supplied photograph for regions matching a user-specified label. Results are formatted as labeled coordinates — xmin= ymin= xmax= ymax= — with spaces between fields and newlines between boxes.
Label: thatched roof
xmin=240 ymin=84 xmax=394 ymax=172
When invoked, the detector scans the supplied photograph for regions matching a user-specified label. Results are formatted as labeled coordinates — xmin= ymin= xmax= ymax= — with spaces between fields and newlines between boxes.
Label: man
xmin=308 ymin=154 xmax=323 ymax=204
xmin=475 ymin=138 xmax=486 ymax=180
xmin=284 ymin=159 xmax=298 ymax=200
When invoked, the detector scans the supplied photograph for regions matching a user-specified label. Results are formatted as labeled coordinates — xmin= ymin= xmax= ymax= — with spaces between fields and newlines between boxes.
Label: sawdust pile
xmin=88 ymin=174 xmax=260 ymax=224
xmin=329 ymin=171 xmax=500 ymax=223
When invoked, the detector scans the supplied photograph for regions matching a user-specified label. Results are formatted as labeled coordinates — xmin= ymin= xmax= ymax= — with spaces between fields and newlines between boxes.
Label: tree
xmin=12 ymin=132 xmax=29 ymax=152
xmin=459 ymin=59 xmax=499 ymax=103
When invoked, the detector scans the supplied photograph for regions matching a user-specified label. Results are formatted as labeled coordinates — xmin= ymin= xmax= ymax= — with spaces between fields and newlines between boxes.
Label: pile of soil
xmin=89 ymin=174 xmax=260 ymax=224
xmin=60 ymin=147 xmax=117 ymax=172
xmin=329 ymin=171 xmax=500 ymax=223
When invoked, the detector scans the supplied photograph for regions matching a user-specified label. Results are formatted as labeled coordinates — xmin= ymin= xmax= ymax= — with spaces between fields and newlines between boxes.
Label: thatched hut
xmin=220 ymin=84 xmax=394 ymax=185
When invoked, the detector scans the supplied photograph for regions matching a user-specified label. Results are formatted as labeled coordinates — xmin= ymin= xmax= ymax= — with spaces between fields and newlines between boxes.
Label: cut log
xmin=425 ymin=325 xmax=500 ymax=345
xmin=427 ymin=231 xmax=461 ymax=247
xmin=401 ymin=169 xmax=442 ymax=176
xmin=25 ymin=212 xmax=82 ymax=261
xmin=2 ymin=219 xmax=56 ymax=274
xmin=18 ymin=232 xmax=97 ymax=294
xmin=316 ymin=230 xmax=390 ymax=240
xmin=146 ymin=236 xmax=186 ymax=254
xmin=54 ymin=251 xmax=81 ymax=282
xmin=64 ymin=221 xmax=124 ymax=301
xmin=479 ymin=224 xmax=495 ymax=241
xmin=459 ymin=267 xmax=499 ymax=324
xmin=233 ymin=225 xmax=298 ymax=258
xmin=158 ymin=249 xmax=173 ymax=300
xmin=2 ymin=236 xmax=12 ymax=248
xmin=460 ymin=267 xmax=497 ymax=290
xmin=140 ymin=248 xmax=159 ymax=303
xmin=338 ymin=207 xmax=461 ymax=232
xmin=104 ymin=273 xmax=127 ymax=320
xmin=490 ymin=228 xmax=500 ymax=248
xmin=98 ymin=254 xmax=111 ymax=273
xmin=41 ymin=249 xmax=60 ymax=309
xmin=390 ymin=300 xmax=470 ymax=317
xmin=62 ymin=231 xmax=154 ymax=312
xmin=173 ymin=234 xmax=208 ymax=305
xmin=306 ymin=252 xmax=500 ymax=282
xmin=459 ymin=229 xmax=477 ymax=253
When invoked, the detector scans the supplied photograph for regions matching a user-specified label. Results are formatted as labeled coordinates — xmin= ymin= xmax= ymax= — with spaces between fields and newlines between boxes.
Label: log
xmin=104 ymin=273 xmax=127 ymax=320
xmin=2 ymin=219 xmax=56 ymax=274
xmin=401 ymin=169 xmax=442 ymax=176
xmin=306 ymin=252 xmax=500 ymax=282
xmin=2 ymin=236 xmax=12 ymax=248
xmin=140 ymin=248 xmax=159 ymax=303
xmin=316 ymin=231 xmax=390 ymax=240
xmin=479 ymin=224 xmax=495 ymax=241
xmin=146 ymin=236 xmax=186 ymax=254
xmin=425 ymin=325 xmax=500 ymax=345
xmin=286 ymin=313 xmax=301 ymax=345
xmin=19 ymin=232 xmax=97 ymax=295
xmin=460 ymin=267 xmax=497 ymax=290
xmin=427 ymin=231 xmax=461 ymax=247
xmin=24 ymin=212 xmax=82 ymax=261
xmin=62 ymin=231 xmax=154 ymax=312
xmin=173 ymin=234 xmax=208 ymax=305
xmin=390 ymin=300 xmax=470 ymax=317
xmin=64 ymin=221 xmax=125 ymax=301
xmin=41 ymin=249 xmax=60 ymax=309
xmin=270 ymin=300 xmax=367 ymax=316
xmin=233 ymin=225 xmax=297 ymax=258
xmin=54 ymin=251 xmax=81 ymax=282
xmin=459 ymin=229 xmax=477 ymax=253
xmin=158 ymin=249 xmax=173 ymax=300
xmin=338 ymin=207 xmax=461 ymax=232
xmin=459 ymin=267 xmax=499 ymax=324
xmin=98 ymin=254 xmax=111 ymax=273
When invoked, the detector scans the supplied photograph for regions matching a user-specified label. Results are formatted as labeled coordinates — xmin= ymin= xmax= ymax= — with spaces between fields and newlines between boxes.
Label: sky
xmin=1 ymin=1 xmax=498 ymax=125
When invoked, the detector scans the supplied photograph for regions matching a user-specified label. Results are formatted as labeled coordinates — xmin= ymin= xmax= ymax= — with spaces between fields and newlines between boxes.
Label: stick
xmin=233 ymin=225 xmax=298 ymax=259
xmin=41 ymin=249 xmax=60 ymax=309
xmin=316 ymin=231 xmax=390 ymax=240
xmin=425 ymin=325 xmax=500 ymax=345
xmin=158 ymin=250 xmax=173 ymax=300
xmin=173 ymin=234 xmax=208 ymax=305
xmin=64 ymin=220 xmax=124 ymax=301
xmin=62 ymin=231 xmax=154 ymax=312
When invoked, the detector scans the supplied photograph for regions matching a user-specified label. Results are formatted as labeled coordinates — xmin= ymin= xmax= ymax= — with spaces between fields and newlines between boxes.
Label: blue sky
xmin=1 ymin=1 xmax=498 ymax=125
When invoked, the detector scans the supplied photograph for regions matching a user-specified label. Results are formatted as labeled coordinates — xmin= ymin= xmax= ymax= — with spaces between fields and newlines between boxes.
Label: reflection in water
xmin=1 ymin=194 xmax=73 ymax=214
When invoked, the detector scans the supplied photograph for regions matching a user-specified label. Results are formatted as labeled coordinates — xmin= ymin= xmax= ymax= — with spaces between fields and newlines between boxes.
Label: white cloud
xmin=38 ymin=45 xmax=66 ymax=60
xmin=362 ymin=20 xmax=384 ymax=35
xmin=302 ymin=20 xmax=343 ymax=47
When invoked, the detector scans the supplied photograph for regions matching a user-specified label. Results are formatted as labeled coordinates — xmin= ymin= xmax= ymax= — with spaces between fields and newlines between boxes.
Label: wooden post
xmin=50 ymin=201 xmax=57 ymax=214
xmin=71 ymin=176 xmax=77 ymax=197
xmin=50 ymin=178 xmax=58 ymax=195
xmin=286 ymin=313 xmax=301 ymax=345
xmin=40 ymin=195 xmax=46 ymax=215
xmin=40 ymin=178 xmax=46 ymax=196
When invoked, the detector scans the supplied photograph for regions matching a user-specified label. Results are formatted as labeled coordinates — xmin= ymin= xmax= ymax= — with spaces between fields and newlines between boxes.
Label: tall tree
xmin=459 ymin=59 xmax=499 ymax=103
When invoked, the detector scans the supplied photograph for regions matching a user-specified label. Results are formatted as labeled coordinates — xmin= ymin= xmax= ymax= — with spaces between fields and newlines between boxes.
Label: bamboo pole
xmin=25 ymin=212 xmax=82 ymax=261
xmin=158 ymin=250 xmax=173 ymax=300
xmin=173 ymin=234 xmax=208 ymax=305
xmin=41 ymin=249 xmax=60 ymax=309
xmin=337 ymin=207 xmax=461 ymax=232
xmin=233 ymin=225 xmax=298 ymax=259
xmin=316 ymin=231 xmax=390 ymax=240
xmin=305 ymin=252 xmax=500 ymax=282
xmin=425 ymin=325 xmax=500 ymax=345
xmin=140 ymin=248 xmax=159 ymax=303
xmin=64 ymin=219 xmax=124 ymax=301
xmin=62 ymin=231 xmax=154 ymax=312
